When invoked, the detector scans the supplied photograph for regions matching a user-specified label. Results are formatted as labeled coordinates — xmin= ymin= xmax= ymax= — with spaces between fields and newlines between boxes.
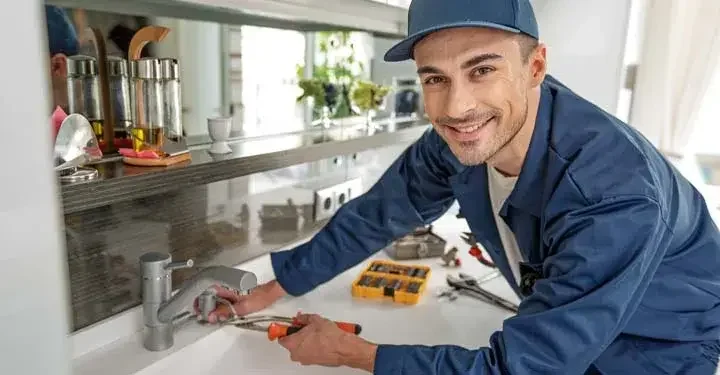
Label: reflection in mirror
xmin=41 ymin=6 xmax=419 ymax=151
xmin=54 ymin=113 xmax=103 ymax=170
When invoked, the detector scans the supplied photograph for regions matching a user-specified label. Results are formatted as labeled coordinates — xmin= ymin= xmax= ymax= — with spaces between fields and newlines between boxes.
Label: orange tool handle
xmin=267 ymin=323 xmax=302 ymax=341
xmin=293 ymin=317 xmax=363 ymax=335
xmin=335 ymin=321 xmax=363 ymax=335
xmin=267 ymin=321 xmax=363 ymax=341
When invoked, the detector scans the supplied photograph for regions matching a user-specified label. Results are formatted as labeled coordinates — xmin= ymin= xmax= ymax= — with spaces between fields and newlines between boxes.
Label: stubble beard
xmin=446 ymin=99 xmax=529 ymax=166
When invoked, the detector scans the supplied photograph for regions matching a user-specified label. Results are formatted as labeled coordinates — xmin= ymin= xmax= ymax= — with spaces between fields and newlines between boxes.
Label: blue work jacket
xmin=270 ymin=75 xmax=720 ymax=374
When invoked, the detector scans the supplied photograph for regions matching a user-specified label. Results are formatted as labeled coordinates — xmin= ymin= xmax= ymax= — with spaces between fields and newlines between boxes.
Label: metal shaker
xmin=131 ymin=58 xmax=164 ymax=128
xmin=130 ymin=58 xmax=164 ymax=151
xmin=107 ymin=56 xmax=132 ymax=137
xmin=159 ymin=58 xmax=183 ymax=140
xmin=66 ymin=55 xmax=103 ymax=138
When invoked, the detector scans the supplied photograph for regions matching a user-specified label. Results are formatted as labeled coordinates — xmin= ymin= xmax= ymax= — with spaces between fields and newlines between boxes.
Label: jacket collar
xmin=500 ymin=81 xmax=554 ymax=218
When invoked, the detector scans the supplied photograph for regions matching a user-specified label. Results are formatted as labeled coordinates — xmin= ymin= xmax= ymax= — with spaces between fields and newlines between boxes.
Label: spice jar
xmin=67 ymin=55 xmax=103 ymax=139
xmin=130 ymin=58 xmax=164 ymax=152
xmin=159 ymin=58 xmax=182 ymax=140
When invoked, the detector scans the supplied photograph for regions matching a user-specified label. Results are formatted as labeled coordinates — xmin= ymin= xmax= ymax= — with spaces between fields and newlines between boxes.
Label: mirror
xmin=41 ymin=6 xmax=419 ymax=151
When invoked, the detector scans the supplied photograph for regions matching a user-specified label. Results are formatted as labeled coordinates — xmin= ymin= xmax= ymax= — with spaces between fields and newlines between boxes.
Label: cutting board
xmin=122 ymin=152 xmax=191 ymax=167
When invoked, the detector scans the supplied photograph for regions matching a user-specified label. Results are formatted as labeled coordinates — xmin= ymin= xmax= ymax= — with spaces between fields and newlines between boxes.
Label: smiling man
xmin=206 ymin=0 xmax=720 ymax=373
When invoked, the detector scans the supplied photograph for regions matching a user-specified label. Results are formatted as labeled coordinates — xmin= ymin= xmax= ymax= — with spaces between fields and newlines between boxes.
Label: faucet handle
xmin=140 ymin=252 xmax=194 ymax=281
xmin=166 ymin=259 xmax=194 ymax=271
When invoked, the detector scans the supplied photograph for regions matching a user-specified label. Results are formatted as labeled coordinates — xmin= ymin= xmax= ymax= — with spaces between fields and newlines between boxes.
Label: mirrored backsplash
xmin=64 ymin=142 xmax=411 ymax=331
xmin=42 ymin=6 xmax=419 ymax=151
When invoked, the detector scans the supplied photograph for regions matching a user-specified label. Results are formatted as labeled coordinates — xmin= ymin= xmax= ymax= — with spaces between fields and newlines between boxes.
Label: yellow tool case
xmin=351 ymin=260 xmax=431 ymax=305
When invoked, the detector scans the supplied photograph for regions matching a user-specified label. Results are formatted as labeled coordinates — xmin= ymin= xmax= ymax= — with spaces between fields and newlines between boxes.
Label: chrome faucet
xmin=139 ymin=252 xmax=258 ymax=351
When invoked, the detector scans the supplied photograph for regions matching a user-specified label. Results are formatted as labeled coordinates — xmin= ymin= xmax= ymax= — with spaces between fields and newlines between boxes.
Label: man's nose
xmin=445 ymin=82 xmax=477 ymax=119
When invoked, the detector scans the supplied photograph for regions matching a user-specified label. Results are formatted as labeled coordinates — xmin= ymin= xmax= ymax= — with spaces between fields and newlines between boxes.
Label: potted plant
xmin=296 ymin=31 xmax=366 ymax=124
xmin=351 ymin=80 xmax=391 ymax=129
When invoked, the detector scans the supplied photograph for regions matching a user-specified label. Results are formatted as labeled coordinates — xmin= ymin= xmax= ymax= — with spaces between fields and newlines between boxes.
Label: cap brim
xmin=383 ymin=21 xmax=521 ymax=62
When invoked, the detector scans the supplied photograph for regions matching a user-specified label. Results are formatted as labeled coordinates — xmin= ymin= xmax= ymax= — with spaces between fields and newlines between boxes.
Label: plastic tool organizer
xmin=351 ymin=260 xmax=431 ymax=305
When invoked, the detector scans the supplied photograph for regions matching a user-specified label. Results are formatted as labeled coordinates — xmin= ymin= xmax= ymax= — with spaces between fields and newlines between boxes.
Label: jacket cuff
xmin=373 ymin=345 xmax=407 ymax=374
xmin=269 ymin=249 xmax=313 ymax=296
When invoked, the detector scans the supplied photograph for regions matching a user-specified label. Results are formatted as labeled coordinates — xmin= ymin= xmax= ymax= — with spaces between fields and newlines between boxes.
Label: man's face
xmin=49 ymin=53 xmax=69 ymax=110
xmin=414 ymin=27 xmax=539 ymax=166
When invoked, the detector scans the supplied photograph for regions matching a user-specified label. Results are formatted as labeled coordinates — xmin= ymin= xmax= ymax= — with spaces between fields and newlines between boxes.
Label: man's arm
xmin=369 ymin=195 xmax=671 ymax=374
xmin=270 ymin=128 xmax=459 ymax=296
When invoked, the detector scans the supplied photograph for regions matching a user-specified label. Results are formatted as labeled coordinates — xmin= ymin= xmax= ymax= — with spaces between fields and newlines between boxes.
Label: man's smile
xmin=443 ymin=116 xmax=496 ymax=142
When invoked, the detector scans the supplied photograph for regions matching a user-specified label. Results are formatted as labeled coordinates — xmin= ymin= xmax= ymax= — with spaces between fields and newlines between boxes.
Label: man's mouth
xmin=445 ymin=116 xmax=495 ymax=141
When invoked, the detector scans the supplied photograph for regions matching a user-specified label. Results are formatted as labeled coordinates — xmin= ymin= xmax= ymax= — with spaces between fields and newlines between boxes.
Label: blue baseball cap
xmin=45 ymin=5 xmax=79 ymax=56
xmin=384 ymin=0 xmax=539 ymax=62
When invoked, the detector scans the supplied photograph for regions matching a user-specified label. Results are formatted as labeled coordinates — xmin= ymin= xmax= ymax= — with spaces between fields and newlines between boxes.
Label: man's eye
xmin=472 ymin=67 xmax=494 ymax=76
xmin=424 ymin=76 xmax=445 ymax=85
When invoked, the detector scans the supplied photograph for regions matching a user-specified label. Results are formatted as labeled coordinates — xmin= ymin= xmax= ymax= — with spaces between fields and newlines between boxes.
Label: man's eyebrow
xmin=461 ymin=53 xmax=503 ymax=69
xmin=416 ymin=53 xmax=504 ymax=75
xmin=416 ymin=65 xmax=443 ymax=75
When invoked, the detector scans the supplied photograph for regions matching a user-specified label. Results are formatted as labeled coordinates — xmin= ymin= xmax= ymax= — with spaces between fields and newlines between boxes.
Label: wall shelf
xmin=60 ymin=121 xmax=429 ymax=214
xmin=46 ymin=0 xmax=409 ymax=38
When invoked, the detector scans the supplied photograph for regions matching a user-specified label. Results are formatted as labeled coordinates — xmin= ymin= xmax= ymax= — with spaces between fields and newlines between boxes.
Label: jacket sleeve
xmin=373 ymin=195 xmax=672 ymax=375
xmin=270 ymin=128 xmax=458 ymax=296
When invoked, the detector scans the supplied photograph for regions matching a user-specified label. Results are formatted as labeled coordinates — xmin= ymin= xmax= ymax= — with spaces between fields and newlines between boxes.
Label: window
xmin=230 ymin=28 xmax=373 ymax=136
xmin=233 ymin=26 xmax=307 ymax=136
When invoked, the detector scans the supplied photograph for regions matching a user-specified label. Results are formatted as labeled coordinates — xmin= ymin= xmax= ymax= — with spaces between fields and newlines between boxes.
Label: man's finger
xmin=212 ymin=285 xmax=241 ymax=303
xmin=232 ymin=298 xmax=253 ymax=316
xmin=306 ymin=314 xmax=326 ymax=325
xmin=293 ymin=313 xmax=321 ymax=325
xmin=277 ymin=330 xmax=302 ymax=350
xmin=206 ymin=303 xmax=236 ymax=323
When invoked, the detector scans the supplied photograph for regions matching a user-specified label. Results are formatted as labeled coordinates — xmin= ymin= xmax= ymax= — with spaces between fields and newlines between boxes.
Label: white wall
xmin=371 ymin=0 xmax=632 ymax=116
xmin=0 ymin=2 xmax=72 ymax=375
xmin=371 ymin=36 xmax=416 ymax=86
xmin=533 ymin=0 xmax=632 ymax=114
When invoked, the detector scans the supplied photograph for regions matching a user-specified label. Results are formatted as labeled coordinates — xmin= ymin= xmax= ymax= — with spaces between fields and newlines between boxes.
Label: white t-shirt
xmin=487 ymin=166 xmax=524 ymax=286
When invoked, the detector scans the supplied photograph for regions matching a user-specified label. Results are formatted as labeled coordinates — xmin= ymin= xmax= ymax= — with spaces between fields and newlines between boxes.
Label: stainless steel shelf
xmin=45 ymin=0 xmax=408 ymax=38
xmin=60 ymin=123 xmax=429 ymax=214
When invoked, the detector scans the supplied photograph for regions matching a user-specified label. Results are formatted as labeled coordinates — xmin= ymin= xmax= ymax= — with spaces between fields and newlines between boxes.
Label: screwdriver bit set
xmin=351 ymin=260 xmax=431 ymax=305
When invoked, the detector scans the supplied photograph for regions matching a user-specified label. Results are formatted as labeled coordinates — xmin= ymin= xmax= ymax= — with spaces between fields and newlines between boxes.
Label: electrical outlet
xmin=313 ymin=185 xmax=338 ymax=222
xmin=313 ymin=178 xmax=364 ymax=222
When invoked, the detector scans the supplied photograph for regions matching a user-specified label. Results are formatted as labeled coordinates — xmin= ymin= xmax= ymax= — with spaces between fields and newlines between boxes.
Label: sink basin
xmin=133 ymin=326 xmax=367 ymax=375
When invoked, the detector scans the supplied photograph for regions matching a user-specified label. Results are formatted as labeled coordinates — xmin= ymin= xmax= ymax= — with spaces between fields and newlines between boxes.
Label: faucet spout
xmin=139 ymin=252 xmax=259 ymax=351
xmin=157 ymin=266 xmax=257 ymax=323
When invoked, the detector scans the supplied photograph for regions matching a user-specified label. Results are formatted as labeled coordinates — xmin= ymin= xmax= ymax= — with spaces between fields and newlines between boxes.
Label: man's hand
xmin=278 ymin=313 xmax=377 ymax=372
xmin=198 ymin=280 xmax=287 ymax=322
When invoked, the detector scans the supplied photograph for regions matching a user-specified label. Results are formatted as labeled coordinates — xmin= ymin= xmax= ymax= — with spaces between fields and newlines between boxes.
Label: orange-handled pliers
xmin=461 ymin=232 xmax=496 ymax=268
xmin=226 ymin=315 xmax=362 ymax=341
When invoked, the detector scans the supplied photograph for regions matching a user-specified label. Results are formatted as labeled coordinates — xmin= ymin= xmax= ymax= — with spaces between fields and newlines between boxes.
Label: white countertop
xmin=72 ymin=215 xmax=519 ymax=374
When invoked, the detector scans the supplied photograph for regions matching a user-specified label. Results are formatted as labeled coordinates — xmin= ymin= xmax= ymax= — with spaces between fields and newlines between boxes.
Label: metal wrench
xmin=462 ymin=271 xmax=501 ymax=285
xmin=446 ymin=274 xmax=519 ymax=313
xmin=437 ymin=271 xmax=501 ymax=301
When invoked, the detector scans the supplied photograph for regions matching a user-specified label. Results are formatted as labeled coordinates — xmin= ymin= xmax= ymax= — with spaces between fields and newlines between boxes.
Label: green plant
xmin=351 ymin=80 xmax=391 ymax=112
xmin=296 ymin=78 xmax=326 ymax=107
xmin=296 ymin=31 xmax=366 ymax=119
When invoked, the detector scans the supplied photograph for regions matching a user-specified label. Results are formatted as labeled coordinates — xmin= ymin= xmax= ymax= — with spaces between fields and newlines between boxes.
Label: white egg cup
xmin=207 ymin=116 xmax=233 ymax=154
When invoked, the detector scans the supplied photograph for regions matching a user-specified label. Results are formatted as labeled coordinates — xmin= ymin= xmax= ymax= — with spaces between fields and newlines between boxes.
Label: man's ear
xmin=529 ymin=43 xmax=547 ymax=87
xmin=50 ymin=53 xmax=68 ymax=78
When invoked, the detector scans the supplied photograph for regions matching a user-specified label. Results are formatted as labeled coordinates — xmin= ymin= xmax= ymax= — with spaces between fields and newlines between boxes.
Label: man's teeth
xmin=457 ymin=125 xmax=481 ymax=133
xmin=456 ymin=118 xmax=491 ymax=133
